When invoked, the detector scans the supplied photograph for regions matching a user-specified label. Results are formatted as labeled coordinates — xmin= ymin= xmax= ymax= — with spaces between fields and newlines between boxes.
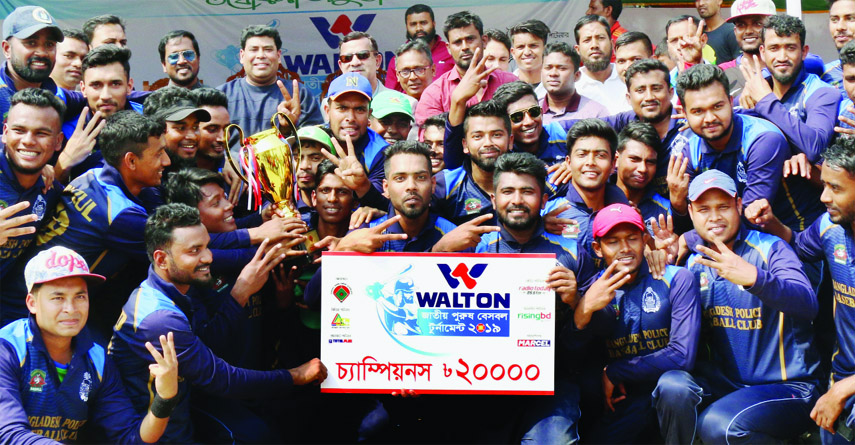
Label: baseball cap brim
xmin=594 ymin=220 xmax=645 ymax=239
xmin=163 ymin=107 xmax=211 ymax=123
xmin=30 ymin=272 xmax=106 ymax=291
xmin=329 ymin=90 xmax=372 ymax=103
xmin=10 ymin=24 xmax=63 ymax=42
xmin=688 ymin=185 xmax=737 ymax=202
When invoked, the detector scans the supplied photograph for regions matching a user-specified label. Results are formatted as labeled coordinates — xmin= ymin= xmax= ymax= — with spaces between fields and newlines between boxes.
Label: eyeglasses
xmin=398 ymin=66 xmax=429 ymax=78
xmin=167 ymin=50 xmax=196 ymax=65
xmin=339 ymin=51 xmax=374 ymax=63
xmin=508 ymin=105 xmax=542 ymax=124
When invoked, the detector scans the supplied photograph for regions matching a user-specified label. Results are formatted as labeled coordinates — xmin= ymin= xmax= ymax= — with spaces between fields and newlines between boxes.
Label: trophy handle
xmin=270 ymin=112 xmax=302 ymax=162
xmin=223 ymin=123 xmax=249 ymax=184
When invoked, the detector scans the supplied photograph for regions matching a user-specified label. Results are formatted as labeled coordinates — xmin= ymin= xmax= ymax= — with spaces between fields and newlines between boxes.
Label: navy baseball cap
xmin=326 ymin=72 xmax=372 ymax=101
xmin=3 ymin=6 xmax=63 ymax=42
xmin=688 ymin=169 xmax=738 ymax=202
xmin=158 ymin=99 xmax=211 ymax=123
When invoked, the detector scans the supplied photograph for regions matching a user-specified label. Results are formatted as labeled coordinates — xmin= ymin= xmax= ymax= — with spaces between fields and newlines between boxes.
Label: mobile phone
xmin=835 ymin=412 xmax=855 ymax=442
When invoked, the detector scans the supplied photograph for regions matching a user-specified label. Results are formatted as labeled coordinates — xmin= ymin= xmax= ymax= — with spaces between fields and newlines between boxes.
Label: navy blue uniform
xmin=443 ymin=121 xmax=568 ymax=169
xmin=583 ymin=265 xmax=700 ymax=443
xmin=0 ymin=63 xmax=66 ymax=125
xmin=363 ymin=205 xmax=457 ymax=252
xmin=0 ymin=317 xmax=145 ymax=443
xmin=823 ymin=60 xmax=844 ymax=93
xmin=109 ymin=268 xmax=296 ymax=443
xmin=654 ymin=227 xmax=820 ymax=444
xmin=433 ymin=163 xmax=496 ymax=226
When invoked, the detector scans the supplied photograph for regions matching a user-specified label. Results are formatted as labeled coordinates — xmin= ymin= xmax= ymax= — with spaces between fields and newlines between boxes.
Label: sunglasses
xmin=167 ymin=50 xmax=196 ymax=65
xmin=339 ymin=50 xmax=374 ymax=63
xmin=398 ymin=66 xmax=429 ymax=78
xmin=508 ymin=105 xmax=542 ymax=124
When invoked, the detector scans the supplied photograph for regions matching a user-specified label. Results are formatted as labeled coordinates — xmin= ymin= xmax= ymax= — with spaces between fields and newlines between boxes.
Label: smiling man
xmin=0 ymin=6 xmax=65 ymax=125
xmin=144 ymin=86 xmax=211 ymax=173
xmin=823 ymin=0 xmax=855 ymax=90
xmin=493 ymin=81 xmax=567 ymax=166
xmin=193 ymin=87 xmax=229 ymax=173
xmin=509 ymin=20 xmax=550 ymax=99
xmin=159 ymin=30 xmax=202 ymax=90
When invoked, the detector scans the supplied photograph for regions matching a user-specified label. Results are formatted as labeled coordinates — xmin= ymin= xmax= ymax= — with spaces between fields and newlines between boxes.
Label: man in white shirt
xmin=573 ymin=15 xmax=632 ymax=114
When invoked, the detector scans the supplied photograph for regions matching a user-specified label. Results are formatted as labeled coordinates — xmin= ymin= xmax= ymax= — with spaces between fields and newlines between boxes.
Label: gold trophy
xmin=224 ymin=112 xmax=320 ymax=250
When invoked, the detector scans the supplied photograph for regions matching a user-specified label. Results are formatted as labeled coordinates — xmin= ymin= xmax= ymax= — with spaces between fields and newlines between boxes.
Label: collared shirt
xmin=513 ymin=68 xmax=547 ymax=100
xmin=0 ymin=316 xmax=143 ymax=443
xmin=433 ymin=162 xmax=495 ymax=226
xmin=542 ymin=182 xmax=629 ymax=270
xmin=575 ymin=65 xmax=631 ymax=115
xmin=386 ymin=36 xmax=455 ymax=92
xmin=822 ymin=59 xmax=844 ymax=93
xmin=584 ymin=264 xmax=700 ymax=385
xmin=540 ymin=92 xmax=608 ymax=125
xmin=792 ymin=213 xmax=855 ymax=384
xmin=684 ymin=226 xmax=819 ymax=386
xmin=0 ymin=149 xmax=61 ymax=279
xmin=0 ymin=63 xmax=65 ymax=126
xmin=682 ymin=113 xmax=824 ymax=232
xmin=415 ymin=66 xmax=518 ymax=126
xmin=110 ymin=267 xmax=295 ymax=443
xmin=362 ymin=203 xmax=457 ymax=252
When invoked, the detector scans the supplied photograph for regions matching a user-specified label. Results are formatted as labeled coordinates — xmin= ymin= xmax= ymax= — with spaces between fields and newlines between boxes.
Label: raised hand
xmin=277 ymin=79 xmax=302 ymax=128
xmin=574 ymin=260 xmax=632 ymax=329
xmin=0 ymin=201 xmax=37 ymax=245
xmin=334 ymin=214 xmax=408 ymax=253
xmin=56 ymin=108 xmax=106 ymax=181
xmin=543 ymin=202 xmax=578 ymax=236
xmin=546 ymin=160 xmax=572 ymax=185
xmin=322 ymin=134 xmax=371 ymax=197
xmin=232 ymin=238 xmax=292 ymax=304
xmin=677 ymin=17 xmax=707 ymax=65
xmin=432 ymin=213 xmax=500 ymax=252
xmin=739 ymin=54 xmax=773 ymax=108
xmin=547 ymin=265 xmax=578 ymax=307
xmin=667 ymin=154 xmax=690 ymax=214
xmin=349 ymin=206 xmax=386 ymax=229
xmin=694 ymin=239 xmax=757 ymax=287
xmin=248 ymin=216 xmax=308 ymax=244
xmin=835 ymin=105 xmax=855 ymax=135
xmin=146 ymin=332 xmax=179 ymax=400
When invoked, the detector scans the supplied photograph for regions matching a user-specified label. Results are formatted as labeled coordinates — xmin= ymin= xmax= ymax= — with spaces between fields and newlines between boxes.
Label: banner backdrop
xmin=0 ymin=2 xmax=836 ymax=99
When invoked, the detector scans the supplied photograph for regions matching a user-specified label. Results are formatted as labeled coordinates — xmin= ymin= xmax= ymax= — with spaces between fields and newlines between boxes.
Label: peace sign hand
xmin=321 ymin=134 xmax=371 ymax=197
xmin=694 ymin=239 xmax=757 ymax=287
xmin=432 ymin=213 xmax=500 ymax=252
xmin=334 ymin=215 xmax=408 ymax=253
xmin=739 ymin=54 xmax=773 ymax=108
xmin=451 ymin=46 xmax=497 ymax=105
xmin=678 ymin=17 xmax=707 ymax=65
xmin=277 ymin=79 xmax=302 ymax=128
xmin=146 ymin=332 xmax=179 ymax=400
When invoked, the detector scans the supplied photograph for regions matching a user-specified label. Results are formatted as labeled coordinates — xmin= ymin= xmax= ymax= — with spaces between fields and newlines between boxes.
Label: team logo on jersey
xmin=32 ymin=195 xmax=46 ymax=221
xmin=699 ymin=272 xmax=710 ymax=291
xmin=332 ymin=283 xmax=351 ymax=302
xmin=670 ymin=134 xmax=689 ymax=155
xmin=788 ymin=104 xmax=801 ymax=119
xmin=562 ymin=222 xmax=580 ymax=239
xmin=736 ymin=161 xmax=747 ymax=184
xmin=834 ymin=244 xmax=848 ymax=264
xmin=464 ymin=198 xmax=482 ymax=214
xmin=79 ymin=372 xmax=92 ymax=402
xmin=642 ymin=287 xmax=661 ymax=313
xmin=0 ymin=199 xmax=7 ymax=210
xmin=29 ymin=369 xmax=46 ymax=392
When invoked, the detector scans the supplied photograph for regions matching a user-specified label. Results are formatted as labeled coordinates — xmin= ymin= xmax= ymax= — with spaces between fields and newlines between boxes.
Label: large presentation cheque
xmin=320 ymin=252 xmax=557 ymax=395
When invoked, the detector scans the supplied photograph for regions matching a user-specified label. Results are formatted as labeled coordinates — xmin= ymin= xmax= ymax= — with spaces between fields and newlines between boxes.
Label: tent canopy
xmin=625 ymin=1 xmax=828 ymax=11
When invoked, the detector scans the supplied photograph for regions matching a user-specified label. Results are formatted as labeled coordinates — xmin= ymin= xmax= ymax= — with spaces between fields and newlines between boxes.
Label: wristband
xmin=150 ymin=392 xmax=179 ymax=418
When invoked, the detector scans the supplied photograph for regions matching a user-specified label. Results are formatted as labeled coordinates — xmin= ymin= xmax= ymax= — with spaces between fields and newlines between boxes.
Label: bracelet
xmin=150 ymin=392 xmax=179 ymax=418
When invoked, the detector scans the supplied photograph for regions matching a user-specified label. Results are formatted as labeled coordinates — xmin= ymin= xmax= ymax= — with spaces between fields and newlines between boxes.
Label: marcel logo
xmin=437 ymin=263 xmax=487 ymax=289
xmin=517 ymin=339 xmax=551 ymax=347
xmin=310 ymin=14 xmax=376 ymax=49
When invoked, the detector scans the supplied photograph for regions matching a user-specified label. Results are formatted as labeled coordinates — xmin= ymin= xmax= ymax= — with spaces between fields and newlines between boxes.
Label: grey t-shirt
xmin=706 ymin=22 xmax=740 ymax=65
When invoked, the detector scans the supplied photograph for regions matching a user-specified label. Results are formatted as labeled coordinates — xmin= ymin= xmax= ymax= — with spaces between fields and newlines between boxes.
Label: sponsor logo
xmin=0 ymin=200 xmax=7 ymax=210
xmin=310 ymin=14 xmax=376 ymax=49
xmin=835 ymin=244 xmax=848 ymax=264
xmin=517 ymin=339 xmax=551 ymax=347
xmin=29 ymin=369 xmax=46 ymax=392
xmin=332 ymin=283 xmax=351 ymax=302
xmin=331 ymin=313 xmax=350 ymax=327
xmin=328 ymin=339 xmax=353 ymax=343
xmin=736 ymin=161 xmax=747 ymax=184
xmin=517 ymin=312 xmax=552 ymax=321
xmin=437 ymin=263 xmax=487 ymax=289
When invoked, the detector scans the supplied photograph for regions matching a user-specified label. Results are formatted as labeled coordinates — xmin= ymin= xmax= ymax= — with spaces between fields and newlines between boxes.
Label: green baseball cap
xmin=291 ymin=125 xmax=335 ymax=155
xmin=371 ymin=90 xmax=414 ymax=120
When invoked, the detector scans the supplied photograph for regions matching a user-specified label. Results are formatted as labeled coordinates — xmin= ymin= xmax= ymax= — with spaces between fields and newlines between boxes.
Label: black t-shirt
xmin=706 ymin=22 xmax=740 ymax=64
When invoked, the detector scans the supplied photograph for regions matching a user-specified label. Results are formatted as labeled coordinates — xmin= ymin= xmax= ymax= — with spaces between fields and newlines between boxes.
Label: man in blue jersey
xmin=745 ymin=137 xmax=855 ymax=443
xmin=491 ymin=81 xmax=567 ymax=166
xmin=572 ymin=203 xmax=699 ymax=443
xmin=823 ymin=0 xmax=855 ymax=91
xmin=613 ymin=121 xmax=671 ymax=233
xmin=0 ymin=245 xmax=179 ymax=443
xmin=109 ymin=203 xmax=327 ymax=443
xmin=0 ymin=6 xmax=64 ymax=125
xmin=0 ymin=89 xmax=64 ymax=282
xmin=655 ymin=169 xmax=820 ymax=443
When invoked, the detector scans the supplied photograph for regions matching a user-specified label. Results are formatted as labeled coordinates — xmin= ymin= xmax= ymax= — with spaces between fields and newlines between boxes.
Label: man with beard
xmin=56 ymin=45 xmax=147 ymax=182
xmin=509 ymin=20 xmax=550 ymax=100
xmin=744 ymin=138 xmax=855 ymax=444
xmin=392 ymin=40 xmax=435 ymax=102
xmin=585 ymin=0 xmax=627 ymax=49
xmin=49 ymin=29 xmax=88 ymax=92
xmin=0 ymin=89 xmax=64 ymax=283
xmin=543 ymin=119 xmax=629 ymax=270
xmin=695 ymin=0 xmax=739 ymax=64
xmin=739 ymin=15 xmax=840 ymax=166
xmin=573 ymin=15 xmax=631 ymax=114
xmin=158 ymin=30 xmax=202 ymax=90
xmin=143 ymin=86 xmax=211 ymax=173
xmin=654 ymin=169 xmax=820 ymax=444
xmin=386 ymin=4 xmax=453 ymax=92
xmin=0 ymin=6 xmax=64 ymax=125
xmin=194 ymin=87 xmax=230 ymax=173
xmin=414 ymin=11 xmax=517 ymax=127
xmin=109 ymin=203 xmax=327 ymax=443
xmin=492 ymin=81 xmax=567 ymax=167
xmin=572 ymin=203 xmax=698 ymax=443
xmin=540 ymin=42 xmax=608 ymax=125
xmin=613 ymin=122 xmax=671 ymax=232
xmin=824 ymin=0 xmax=855 ymax=91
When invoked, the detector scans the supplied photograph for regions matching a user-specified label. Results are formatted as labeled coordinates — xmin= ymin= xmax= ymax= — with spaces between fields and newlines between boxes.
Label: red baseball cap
xmin=592 ymin=204 xmax=645 ymax=239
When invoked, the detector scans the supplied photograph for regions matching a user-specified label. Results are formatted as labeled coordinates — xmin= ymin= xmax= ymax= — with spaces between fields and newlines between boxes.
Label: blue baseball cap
xmin=326 ymin=72 xmax=372 ymax=102
xmin=3 ymin=6 xmax=63 ymax=42
xmin=688 ymin=169 xmax=738 ymax=202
